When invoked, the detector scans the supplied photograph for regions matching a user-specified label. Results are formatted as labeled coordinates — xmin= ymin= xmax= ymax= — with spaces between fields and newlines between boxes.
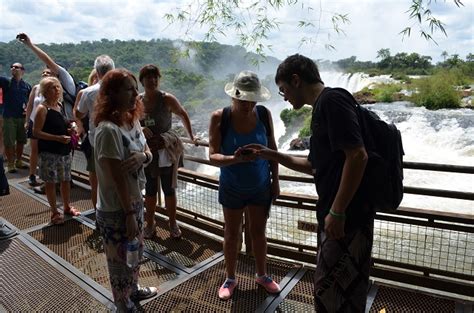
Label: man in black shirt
xmin=247 ymin=54 xmax=373 ymax=312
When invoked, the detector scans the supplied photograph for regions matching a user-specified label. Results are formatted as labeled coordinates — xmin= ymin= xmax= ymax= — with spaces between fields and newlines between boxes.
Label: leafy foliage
xmin=400 ymin=0 xmax=464 ymax=45
xmin=165 ymin=0 xmax=464 ymax=59
xmin=412 ymin=70 xmax=461 ymax=109
xmin=165 ymin=0 xmax=350 ymax=62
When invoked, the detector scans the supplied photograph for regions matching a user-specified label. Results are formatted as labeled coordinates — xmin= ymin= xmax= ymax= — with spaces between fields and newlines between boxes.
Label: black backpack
xmin=331 ymin=87 xmax=404 ymax=212
xmin=220 ymin=105 xmax=272 ymax=139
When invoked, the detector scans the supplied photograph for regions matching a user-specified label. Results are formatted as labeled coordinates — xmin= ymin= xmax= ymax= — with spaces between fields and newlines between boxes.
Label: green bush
xmin=299 ymin=115 xmax=312 ymax=137
xmin=368 ymin=83 xmax=403 ymax=103
xmin=280 ymin=106 xmax=312 ymax=127
xmin=412 ymin=70 xmax=460 ymax=109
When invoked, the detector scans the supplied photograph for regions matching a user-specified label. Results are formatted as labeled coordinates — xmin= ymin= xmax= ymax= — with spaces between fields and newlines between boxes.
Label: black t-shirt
xmin=308 ymin=87 xmax=373 ymax=231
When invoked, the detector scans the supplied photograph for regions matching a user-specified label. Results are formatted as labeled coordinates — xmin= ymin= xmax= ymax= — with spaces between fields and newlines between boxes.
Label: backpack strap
xmin=220 ymin=106 xmax=231 ymax=140
xmin=256 ymin=105 xmax=272 ymax=137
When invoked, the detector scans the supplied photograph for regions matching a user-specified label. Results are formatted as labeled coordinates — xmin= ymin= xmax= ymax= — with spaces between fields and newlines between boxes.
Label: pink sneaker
xmin=256 ymin=275 xmax=281 ymax=293
xmin=218 ymin=279 xmax=237 ymax=300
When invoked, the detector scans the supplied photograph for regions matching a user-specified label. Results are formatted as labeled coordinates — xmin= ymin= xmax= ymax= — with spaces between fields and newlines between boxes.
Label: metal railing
xmin=177 ymin=140 xmax=473 ymax=297
xmin=24 ymin=139 xmax=473 ymax=297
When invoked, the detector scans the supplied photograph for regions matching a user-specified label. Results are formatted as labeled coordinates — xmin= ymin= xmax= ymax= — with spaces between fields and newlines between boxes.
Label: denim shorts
xmin=218 ymin=184 xmax=271 ymax=210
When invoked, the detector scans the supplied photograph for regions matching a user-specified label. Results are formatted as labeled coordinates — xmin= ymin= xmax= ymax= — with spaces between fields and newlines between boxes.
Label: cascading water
xmin=189 ymin=72 xmax=473 ymax=215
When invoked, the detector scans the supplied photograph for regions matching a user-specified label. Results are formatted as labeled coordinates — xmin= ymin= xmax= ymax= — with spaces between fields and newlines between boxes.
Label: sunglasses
xmin=11 ymin=65 xmax=24 ymax=70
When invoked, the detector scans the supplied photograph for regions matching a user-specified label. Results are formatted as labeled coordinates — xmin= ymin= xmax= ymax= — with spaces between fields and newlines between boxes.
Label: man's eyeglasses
xmin=11 ymin=65 xmax=24 ymax=70
xmin=278 ymin=90 xmax=285 ymax=97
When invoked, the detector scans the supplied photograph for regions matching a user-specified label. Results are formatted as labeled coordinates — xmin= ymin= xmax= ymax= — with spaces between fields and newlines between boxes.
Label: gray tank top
xmin=139 ymin=91 xmax=171 ymax=135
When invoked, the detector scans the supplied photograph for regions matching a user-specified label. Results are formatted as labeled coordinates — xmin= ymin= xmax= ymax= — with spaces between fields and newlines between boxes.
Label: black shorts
xmin=145 ymin=165 xmax=175 ymax=197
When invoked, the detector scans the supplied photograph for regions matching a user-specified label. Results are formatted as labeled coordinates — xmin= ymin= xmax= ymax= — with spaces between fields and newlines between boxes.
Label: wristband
xmin=125 ymin=210 xmax=136 ymax=216
xmin=329 ymin=209 xmax=346 ymax=220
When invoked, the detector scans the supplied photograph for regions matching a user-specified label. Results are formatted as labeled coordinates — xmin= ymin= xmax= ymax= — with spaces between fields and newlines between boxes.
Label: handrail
xmin=175 ymin=166 xmax=473 ymax=296
xmin=182 ymin=153 xmax=474 ymax=204
xmin=182 ymin=138 xmax=474 ymax=174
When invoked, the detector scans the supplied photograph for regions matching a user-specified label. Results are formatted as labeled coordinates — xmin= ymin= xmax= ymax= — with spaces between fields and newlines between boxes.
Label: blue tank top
xmin=220 ymin=110 xmax=270 ymax=193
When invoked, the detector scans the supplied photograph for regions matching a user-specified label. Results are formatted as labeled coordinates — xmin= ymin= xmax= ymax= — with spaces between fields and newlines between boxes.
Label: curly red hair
xmin=93 ymin=69 xmax=144 ymax=127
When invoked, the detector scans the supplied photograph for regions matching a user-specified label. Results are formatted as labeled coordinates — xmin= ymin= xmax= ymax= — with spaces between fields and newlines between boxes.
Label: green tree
xmin=441 ymin=50 xmax=448 ymax=61
xmin=377 ymin=48 xmax=392 ymax=69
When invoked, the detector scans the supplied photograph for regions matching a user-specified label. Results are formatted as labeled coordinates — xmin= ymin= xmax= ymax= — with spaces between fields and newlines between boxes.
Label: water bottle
xmin=126 ymin=237 xmax=139 ymax=268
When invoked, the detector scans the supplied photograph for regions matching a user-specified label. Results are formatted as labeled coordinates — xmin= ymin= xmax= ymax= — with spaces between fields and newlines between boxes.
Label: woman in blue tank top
xmin=209 ymin=70 xmax=281 ymax=300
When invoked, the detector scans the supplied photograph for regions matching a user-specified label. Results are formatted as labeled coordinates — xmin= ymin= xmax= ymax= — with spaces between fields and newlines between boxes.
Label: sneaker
xmin=144 ymin=222 xmax=156 ymax=239
xmin=7 ymin=163 xmax=17 ymax=173
xmin=28 ymin=175 xmax=42 ymax=187
xmin=256 ymin=275 xmax=281 ymax=294
xmin=130 ymin=286 xmax=157 ymax=301
xmin=0 ymin=224 xmax=17 ymax=240
xmin=218 ymin=279 xmax=237 ymax=300
xmin=169 ymin=222 xmax=182 ymax=239
xmin=33 ymin=185 xmax=46 ymax=194
xmin=15 ymin=160 xmax=28 ymax=169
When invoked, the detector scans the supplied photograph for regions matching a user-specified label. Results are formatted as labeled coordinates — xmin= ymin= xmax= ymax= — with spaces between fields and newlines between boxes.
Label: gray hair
xmin=94 ymin=55 xmax=115 ymax=77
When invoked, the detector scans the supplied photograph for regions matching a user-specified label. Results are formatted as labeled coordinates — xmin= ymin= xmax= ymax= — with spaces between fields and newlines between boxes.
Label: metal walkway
xmin=0 ymin=170 xmax=471 ymax=312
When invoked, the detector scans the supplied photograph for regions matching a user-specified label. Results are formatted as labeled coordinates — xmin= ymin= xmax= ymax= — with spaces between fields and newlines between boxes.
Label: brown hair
xmin=94 ymin=69 xmax=144 ymax=127
xmin=138 ymin=64 xmax=161 ymax=85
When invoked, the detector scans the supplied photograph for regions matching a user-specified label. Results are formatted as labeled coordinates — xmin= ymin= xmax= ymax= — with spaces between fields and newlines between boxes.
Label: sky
xmin=0 ymin=0 xmax=472 ymax=63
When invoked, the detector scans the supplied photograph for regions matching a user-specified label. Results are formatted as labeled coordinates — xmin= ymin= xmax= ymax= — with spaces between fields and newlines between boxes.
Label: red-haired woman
xmin=93 ymin=69 xmax=156 ymax=311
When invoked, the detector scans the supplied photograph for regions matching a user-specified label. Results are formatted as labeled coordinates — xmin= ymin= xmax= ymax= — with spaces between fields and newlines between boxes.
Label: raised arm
xmin=165 ymin=93 xmax=197 ymax=143
xmin=18 ymin=33 xmax=59 ymax=74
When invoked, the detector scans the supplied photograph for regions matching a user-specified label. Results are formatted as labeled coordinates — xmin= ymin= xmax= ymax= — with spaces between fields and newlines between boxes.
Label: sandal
xmin=144 ymin=222 xmax=156 ymax=239
xmin=64 ymin=206 xmax=81 ymax=216
xmin=51 ymin=212 xmax=65 ymax=225
xmin=169 ymin=222 xmax=182 ymax=239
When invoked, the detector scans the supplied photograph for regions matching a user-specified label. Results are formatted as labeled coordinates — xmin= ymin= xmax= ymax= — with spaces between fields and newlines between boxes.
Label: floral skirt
xmin=38 ymin=152 xmax=71 ymax=183
xmin=96 ymin=200 xmax=144 ymax=311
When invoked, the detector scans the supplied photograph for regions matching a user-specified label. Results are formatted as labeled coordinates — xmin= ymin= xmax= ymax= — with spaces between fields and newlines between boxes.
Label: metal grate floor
xmin=143 ymin=254 xmax=293 ymax=312
xmin=0 ymin=169 xmax=466 ymax=312
xmin=29 ymin=219 xmax=178 ymax=292
xmin=0 ymin=237 xmax=108 ymax=312
xmin=369 ymin=285 xmax=456 ymax=313
xmin=144 ymin=216 xmax=223 ymax=268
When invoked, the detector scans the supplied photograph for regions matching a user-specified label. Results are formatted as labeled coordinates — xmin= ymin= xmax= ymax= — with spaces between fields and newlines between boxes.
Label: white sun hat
xmin=224 ymin=70 xmax=271 ymax=102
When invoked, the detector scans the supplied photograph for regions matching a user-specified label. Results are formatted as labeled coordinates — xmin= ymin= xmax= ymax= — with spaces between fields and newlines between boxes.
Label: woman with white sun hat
xmin=208 ymin=70 xmax=281 ymax=300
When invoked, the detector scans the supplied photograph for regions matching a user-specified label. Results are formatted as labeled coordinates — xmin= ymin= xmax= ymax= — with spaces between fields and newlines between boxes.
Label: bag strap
xmin=220 ymin=106 xmax=231 ymax=139
xmin=256 ymin=105 xmax=272 ymax=137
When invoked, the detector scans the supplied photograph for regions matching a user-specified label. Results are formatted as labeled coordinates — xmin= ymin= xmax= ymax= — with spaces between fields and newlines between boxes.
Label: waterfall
xmin=321 ymin=72 xmax=395 ymax=93
xmin=189 ymin=94 xmax=473 ymax=215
